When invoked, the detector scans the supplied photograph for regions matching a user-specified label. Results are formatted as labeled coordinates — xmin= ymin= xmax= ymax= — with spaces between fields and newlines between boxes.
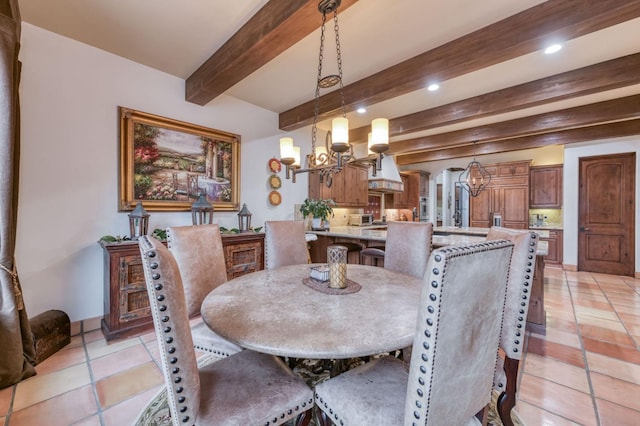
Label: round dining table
xmin=201 ymin=264 xmax=422 ymax=360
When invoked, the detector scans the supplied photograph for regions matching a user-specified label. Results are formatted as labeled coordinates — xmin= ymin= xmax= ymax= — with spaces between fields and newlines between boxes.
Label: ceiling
xmin=18 ymin=0 xmax=640 ymax=165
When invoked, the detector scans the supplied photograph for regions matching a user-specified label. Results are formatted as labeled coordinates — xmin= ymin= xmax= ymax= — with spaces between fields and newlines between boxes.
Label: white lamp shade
xmin=370 ymin=118 xmax=389 ymax=147
xmin=367 ymin=133 xmax=374 ymax=155
xmin=280 ymin=137 xmax=295 ymax=160
xmin=292 ymin=146 xmax=301 ymax=167
xmin=331 ymin=117 xmax=349 ymax=147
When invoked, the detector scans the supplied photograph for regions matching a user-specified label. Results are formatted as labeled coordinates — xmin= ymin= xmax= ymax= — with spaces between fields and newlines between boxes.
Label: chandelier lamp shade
xmin=458 ymin=142 xmax=492 ymax=197
xmin=279 ymin=0 xmax=389 ymax=185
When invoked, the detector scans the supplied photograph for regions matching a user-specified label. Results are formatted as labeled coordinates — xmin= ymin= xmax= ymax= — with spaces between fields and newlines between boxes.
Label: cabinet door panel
xmin=470 ymin=189 xmax=491 ymax=226
xmin=530 ymin=166 xmax=563 ymax=208
xmin=502 ymin=187 xmax=529 ymax=223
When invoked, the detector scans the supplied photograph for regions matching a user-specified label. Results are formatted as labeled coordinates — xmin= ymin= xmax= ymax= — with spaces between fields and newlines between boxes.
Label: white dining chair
xmin=139 ymin=235 xmax=314 ymax=426
xmin=486 ymin=226 xmax=539 ymax=426
xmin=166 ymin=224 xmax=242 ymax=357
xmin=314 ymin=239 xmax=514 ymax=426
xmin=264 ymin=220 xmax=309 ymax=269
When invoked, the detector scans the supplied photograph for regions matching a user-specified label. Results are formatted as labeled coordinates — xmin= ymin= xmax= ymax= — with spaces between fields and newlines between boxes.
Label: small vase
xmin=311 ymin=217 xmax=322 ymax=230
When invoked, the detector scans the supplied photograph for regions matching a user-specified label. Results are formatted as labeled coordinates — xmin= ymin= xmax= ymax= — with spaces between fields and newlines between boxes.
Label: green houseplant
xmin=300 ymin=198 xmax=335 ymax=229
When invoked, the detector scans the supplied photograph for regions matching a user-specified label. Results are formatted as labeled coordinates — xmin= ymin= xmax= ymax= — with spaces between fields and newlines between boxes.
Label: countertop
xmin=308 ymin=226 xmax=548 ymax=256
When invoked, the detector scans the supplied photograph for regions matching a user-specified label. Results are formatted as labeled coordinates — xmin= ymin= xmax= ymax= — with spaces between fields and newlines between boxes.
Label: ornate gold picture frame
xmin=119 ymin=107 xmax=240 ymax=212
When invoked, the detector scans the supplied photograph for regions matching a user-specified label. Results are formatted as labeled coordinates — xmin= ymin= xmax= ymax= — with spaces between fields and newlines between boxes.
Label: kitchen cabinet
xmin=404 ymin=170 xmax=429 ymax=212
xmin=530 ymin=165 xmax=563 ymax=208
xmin=308 ymin=163 xmax=368 ymax=207
xmin=538 ymin=229 xmax=563 ymax=266
xmin=470 ymin=160 xmax=530 ymax=229
xmin=387 ymin=171 xmax=429 ymax=212
xmin=392 ymin=174 xmax=410 ymax=208
xmin=100 ymin=232 xmax=264 ymax=340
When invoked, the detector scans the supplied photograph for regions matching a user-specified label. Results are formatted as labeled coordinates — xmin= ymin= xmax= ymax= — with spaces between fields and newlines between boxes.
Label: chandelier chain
xmin=333 ymin=9 xmax=346 ymax=118
xmin=312 ymin=11 xmax=328 ymax=156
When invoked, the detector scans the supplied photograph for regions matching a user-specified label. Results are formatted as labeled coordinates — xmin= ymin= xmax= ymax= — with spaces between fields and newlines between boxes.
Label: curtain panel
xmin=0 ymin=0 xmax=36 ymax=389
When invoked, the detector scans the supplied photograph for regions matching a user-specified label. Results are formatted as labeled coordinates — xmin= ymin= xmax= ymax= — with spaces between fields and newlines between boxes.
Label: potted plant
xmin=300 ymin=198 xmax=335 ymax=230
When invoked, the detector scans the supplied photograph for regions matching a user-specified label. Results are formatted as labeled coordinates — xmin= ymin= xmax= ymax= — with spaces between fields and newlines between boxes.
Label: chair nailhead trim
xmin=152 ymin=273 xmax=160 ymax=280
xmin=164 ymin=326 xmax=171 ymax=333
xmin=154 ymin=284 xmax=162 ymax=290
xmin=159 ymin=305 xmax=167 ymax=312
xmin=150 ymin=262 xmax=158 ymax=269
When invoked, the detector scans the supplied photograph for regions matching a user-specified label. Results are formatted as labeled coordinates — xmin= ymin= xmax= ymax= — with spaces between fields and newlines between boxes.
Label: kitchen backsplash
xmin=529 ymin=208 xmax=563 ymax=227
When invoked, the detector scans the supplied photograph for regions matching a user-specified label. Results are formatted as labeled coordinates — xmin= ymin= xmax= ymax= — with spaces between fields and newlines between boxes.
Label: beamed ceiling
xmin=19 ymin=0 xmax=640 ymax=165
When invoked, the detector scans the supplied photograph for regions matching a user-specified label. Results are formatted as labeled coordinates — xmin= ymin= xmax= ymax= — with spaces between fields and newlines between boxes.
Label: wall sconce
xmin=191 ymin=191 xmax=214 ymax=225
xmin=128 ymin=203 xmax=149 ymax=240
xmin=237 ymin=203 xmax=253 ymax=233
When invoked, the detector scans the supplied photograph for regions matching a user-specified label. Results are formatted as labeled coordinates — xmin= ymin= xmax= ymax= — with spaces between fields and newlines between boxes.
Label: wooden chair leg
xmin=294 ymin=408 xmax=313 ymax=426
xmin=497 ymin=356 xmax=519 ymax=426
xmin=315 ymin=407 xmax=333 ymax=426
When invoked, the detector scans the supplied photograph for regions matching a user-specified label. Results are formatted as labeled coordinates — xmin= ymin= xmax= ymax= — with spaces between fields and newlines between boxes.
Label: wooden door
xmin=578 ymin=153 xmax=635 ymax=276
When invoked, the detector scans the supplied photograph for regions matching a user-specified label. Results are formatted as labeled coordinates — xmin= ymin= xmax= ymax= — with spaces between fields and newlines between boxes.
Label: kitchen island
xmin=307 ymin=225 xmax=548 ymax=334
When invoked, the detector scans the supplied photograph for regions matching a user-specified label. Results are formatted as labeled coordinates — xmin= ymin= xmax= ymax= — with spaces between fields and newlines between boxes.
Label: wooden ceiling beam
xmin=185 ymin=0 xmax=359 ymax=106
xmin=349 ymin=53 xmax=640 ymax=143
xmin=279 ymin=0 xmax=640 ymax=131
xmin=395 ymin=120 xmax=640 ymax=164
xmin=386 ymin=94 xmax=640 ymax=156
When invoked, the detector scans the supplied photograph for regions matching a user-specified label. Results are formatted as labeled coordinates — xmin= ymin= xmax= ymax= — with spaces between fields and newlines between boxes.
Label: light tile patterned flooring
xmin=0 ymin=267 xmax=639 ymax=425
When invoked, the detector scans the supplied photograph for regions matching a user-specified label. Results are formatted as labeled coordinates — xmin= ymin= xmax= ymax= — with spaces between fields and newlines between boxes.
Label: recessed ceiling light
xmin=544 ymin=44 xmax=562 ymax=54
xmin=356 ymin=107 xmax=366 ymax=114
xmin=427 ymin=83 xmax=440 ymax=92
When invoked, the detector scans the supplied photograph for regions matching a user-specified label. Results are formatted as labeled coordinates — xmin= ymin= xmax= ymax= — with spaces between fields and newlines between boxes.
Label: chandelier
xmin=279 ymin=0 xmax=389 ymax=185
xmin=458 ymin=141 xmax=492 ymax=197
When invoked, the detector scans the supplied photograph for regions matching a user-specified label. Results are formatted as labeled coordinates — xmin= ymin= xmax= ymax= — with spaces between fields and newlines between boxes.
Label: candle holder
xmin=327 ymin=245 xmax=347 ymax=289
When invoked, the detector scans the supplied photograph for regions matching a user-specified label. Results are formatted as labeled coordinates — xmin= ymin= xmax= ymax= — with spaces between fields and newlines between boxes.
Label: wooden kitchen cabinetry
xmin=388 ymin=171 xmax=429 ymax=212
xmin=470 ymin=160 xmax=530 ymax=229
xmin=100 ymin=232 xmax=264 ymax=340
xmin=308 ymin=163 xmax=369 ymax=207
xmin=392 ymin=174 xmax=410 ymax=208
xmin=539 ymin=229 xmax=563 ymax=266
xmin=530 ymin=164 xmax=563 ymax=208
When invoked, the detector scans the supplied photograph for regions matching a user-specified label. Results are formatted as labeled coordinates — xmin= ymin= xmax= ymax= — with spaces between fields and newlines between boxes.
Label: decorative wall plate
xmin=268 ymin=174 xmax=282 ymax=189
xmin=268 ymin=158 xmax=282 ymax=173
xmin=268 ymin=190 xmax=282 ymax=206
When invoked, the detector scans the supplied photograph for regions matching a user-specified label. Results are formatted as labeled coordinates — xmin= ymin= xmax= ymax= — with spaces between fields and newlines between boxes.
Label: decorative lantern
xmin=237 ymin=203 xmax=252 ymax=233
xmin=128 ymin=203 xmax=150 ymax=240
xmin=191 ymin=192 xmax=214 ymax=225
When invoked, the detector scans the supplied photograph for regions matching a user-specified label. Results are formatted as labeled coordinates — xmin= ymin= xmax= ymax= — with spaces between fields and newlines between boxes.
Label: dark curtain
xmin=0 ymin=0 xmax=36 ymax=389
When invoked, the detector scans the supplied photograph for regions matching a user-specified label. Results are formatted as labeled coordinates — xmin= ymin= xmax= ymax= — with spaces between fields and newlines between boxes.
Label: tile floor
xmin=0 ymin=267 xmax=639 ymax=425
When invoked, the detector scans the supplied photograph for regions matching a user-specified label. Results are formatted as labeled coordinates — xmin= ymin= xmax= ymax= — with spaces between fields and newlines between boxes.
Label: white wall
xmin=16 ymin=24 xmax=310 ymax=321
xmin=563 ymin=136 xmax=640 ymax=273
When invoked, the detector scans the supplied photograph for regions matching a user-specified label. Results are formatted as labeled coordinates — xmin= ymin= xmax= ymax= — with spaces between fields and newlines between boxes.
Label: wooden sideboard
xmin=99 ymin=232 xmax=264 ymax=341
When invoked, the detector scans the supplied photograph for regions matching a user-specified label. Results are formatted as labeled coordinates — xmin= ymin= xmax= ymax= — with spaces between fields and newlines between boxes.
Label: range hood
xmin=368 ymin=155 xmax=404 ymax=193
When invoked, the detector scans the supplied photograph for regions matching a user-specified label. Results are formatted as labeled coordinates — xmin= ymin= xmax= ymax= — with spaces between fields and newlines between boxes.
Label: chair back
xmin=384 ymin=221 xmax=433 ymax=278
xmin=405 ymin=240 xmax=513 ymax=425
xmin=264 ymin=220 xmax=308 ymax=269
xmin=166 ymin=224 xmax=228 ymax=318
xmin=139 ymin=236 xmax=200 ymax=426
xmin=486 ymin=227 xmax=539 ymax=385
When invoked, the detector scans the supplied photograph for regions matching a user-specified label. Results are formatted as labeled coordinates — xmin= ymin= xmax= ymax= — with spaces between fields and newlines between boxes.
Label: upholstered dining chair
xmin=361 ymin=221 xmax=433 ymax=278
xmin=139 ymin=235 xmax=314 ymax=426
xmin=165 ymin=224 xmax=242 ymax=358
xmin=486 ymin=227 xmax=539 ymax=426
xmin=264 ymin=220 xmax=309 ymax=269
xmin=314 ymin=239 xmax=514 ymax=426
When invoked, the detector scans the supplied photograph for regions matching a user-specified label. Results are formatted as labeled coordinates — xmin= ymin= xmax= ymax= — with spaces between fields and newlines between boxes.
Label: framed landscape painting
xmin=119 ymin=107 xmax=240 ymax=212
